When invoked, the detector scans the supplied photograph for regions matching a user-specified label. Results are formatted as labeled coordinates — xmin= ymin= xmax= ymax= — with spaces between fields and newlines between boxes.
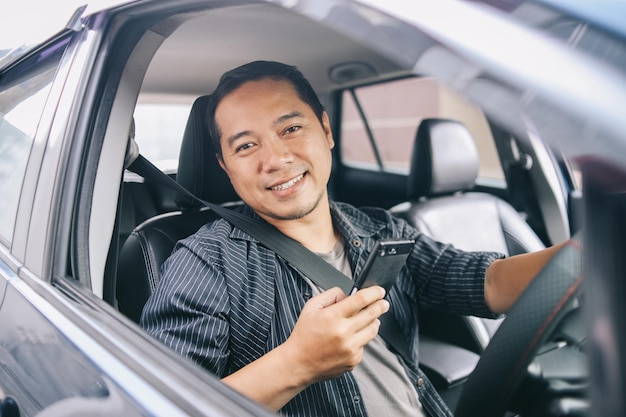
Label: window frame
xmin=0 ymin=32 xmax=73 ymax=260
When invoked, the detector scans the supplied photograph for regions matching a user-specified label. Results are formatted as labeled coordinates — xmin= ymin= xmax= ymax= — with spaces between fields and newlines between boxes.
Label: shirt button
xmin=353 ymin=395 xmax=361 ymax=404
xmin=352 ymin=239 xmax=361 ymax=247
xmin=417 ymin=378 xmax=425 ymax=387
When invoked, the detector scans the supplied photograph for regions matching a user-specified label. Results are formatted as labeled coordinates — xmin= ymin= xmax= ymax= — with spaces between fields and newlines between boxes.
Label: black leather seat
xmin=117 ymin=95 xmax=240 ymax=323
xmin=391 ymin=118 xmax=545 ymax=350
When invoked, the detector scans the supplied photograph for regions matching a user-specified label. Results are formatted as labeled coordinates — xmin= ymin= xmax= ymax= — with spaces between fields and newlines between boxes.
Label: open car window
xmin=133 ymin=101 xmax=193 ymax=173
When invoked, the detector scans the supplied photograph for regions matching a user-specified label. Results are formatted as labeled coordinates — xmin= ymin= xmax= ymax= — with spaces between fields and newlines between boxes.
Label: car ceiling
xmin=130 ymin=0 xmax=626 ymax=170
xmin=139 ymin=3 xmax=408 ymax=100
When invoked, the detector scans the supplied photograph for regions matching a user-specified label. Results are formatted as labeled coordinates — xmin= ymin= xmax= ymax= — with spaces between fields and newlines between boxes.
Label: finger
xmin=352 ymin=317 xmax=383 ymax=347
xmin=348 ymin=297 xmax=389 ymax=331
xmin=303 ymin=287 xmax=347 ymax=311
xmin=334 ymin=285 xmax=386 ymax=317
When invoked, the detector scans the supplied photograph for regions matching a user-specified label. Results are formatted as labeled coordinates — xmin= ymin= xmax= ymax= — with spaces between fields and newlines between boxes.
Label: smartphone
xmin=351 ymin=239 xmax=415 ymax=294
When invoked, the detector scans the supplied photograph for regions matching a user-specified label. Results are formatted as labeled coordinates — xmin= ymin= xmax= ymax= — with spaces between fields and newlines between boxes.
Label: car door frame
xmin=1 ymin=4 xmax=280 ymax=416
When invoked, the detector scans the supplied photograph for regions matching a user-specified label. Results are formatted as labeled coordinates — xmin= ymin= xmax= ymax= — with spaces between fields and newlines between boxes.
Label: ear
xmin=217 ymin=153 xmax=228 ymax=174
xmin=321 ymin=112 xmax=335 ymax=149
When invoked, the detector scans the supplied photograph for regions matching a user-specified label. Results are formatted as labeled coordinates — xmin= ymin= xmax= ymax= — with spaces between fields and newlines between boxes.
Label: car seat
xmin=390 ymin=118 xmax=545 ymax=350
xmin=116 ymin=95 xmax=240 ymax=323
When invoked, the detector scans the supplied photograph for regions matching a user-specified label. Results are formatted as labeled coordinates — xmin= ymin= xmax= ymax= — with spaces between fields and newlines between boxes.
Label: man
xmin=141 ymin=61 xmax=566 ymax=416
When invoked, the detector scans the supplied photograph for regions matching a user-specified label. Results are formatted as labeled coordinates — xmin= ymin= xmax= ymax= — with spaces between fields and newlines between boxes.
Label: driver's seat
xmin=116 ymin=95 xmax=240 ymax=323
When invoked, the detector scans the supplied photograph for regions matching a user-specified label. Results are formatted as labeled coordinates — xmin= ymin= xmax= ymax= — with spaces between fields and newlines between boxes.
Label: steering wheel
xmin=455 ymin=240 xmax=584 ymax=417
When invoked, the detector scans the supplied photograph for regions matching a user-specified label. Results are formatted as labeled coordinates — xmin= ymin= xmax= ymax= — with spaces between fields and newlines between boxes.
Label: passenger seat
xmin=390 ymin=118 xmax=545 ymax=350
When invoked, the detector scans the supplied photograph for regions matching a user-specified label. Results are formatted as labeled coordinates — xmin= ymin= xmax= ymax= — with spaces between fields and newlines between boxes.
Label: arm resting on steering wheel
xmin=484 ymin=240 xmax=570 ymax=314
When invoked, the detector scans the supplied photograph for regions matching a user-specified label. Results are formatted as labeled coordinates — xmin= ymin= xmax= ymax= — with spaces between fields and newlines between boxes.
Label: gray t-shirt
xmin=313 ymin=240 xmax=424 ymax=417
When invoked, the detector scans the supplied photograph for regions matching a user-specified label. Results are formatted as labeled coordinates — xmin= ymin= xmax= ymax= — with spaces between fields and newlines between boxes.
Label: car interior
xmin=116 ymin=94 xmax=239 ymax=323
xmin=65 ymin=1 xmax=587 ymax=415
xmin=7 ymin=0 xmax=626 ymax=415
xmin=389 ymin=117 xmax=546 ymax=351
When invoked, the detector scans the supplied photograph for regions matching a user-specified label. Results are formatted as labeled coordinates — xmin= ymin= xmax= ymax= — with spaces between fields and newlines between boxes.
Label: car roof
xmin=537 ymin=0 xmax=626 ymax=39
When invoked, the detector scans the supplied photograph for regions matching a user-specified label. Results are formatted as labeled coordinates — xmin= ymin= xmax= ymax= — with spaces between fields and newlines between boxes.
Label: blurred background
xmin=0 ymin=0 xmax=124 ymax=54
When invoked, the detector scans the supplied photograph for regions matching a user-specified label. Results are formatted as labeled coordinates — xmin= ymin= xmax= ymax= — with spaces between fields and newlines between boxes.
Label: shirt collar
xmin=330 ymin=200 xmax=386 ymax=240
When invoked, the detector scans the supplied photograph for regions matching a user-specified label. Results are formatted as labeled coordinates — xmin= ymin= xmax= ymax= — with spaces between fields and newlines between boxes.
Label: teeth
xmin=270 ymin=174 xmax=304 ymax=191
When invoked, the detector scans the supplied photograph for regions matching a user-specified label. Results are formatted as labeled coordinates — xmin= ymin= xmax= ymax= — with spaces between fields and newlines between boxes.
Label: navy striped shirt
xmin=141 ymin=201 xmax=502 ymax=416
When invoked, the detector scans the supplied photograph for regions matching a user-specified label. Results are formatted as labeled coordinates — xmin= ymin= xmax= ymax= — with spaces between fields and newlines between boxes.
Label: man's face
xmin=215 ymin=78 xmax=335 ymax=222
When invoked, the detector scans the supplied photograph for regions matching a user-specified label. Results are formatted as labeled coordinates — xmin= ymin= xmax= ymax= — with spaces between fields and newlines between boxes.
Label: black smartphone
xmin=351 ymin=238 xmax=415 ymax=294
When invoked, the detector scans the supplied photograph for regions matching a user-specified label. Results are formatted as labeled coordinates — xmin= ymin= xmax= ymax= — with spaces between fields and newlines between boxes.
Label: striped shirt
xmin=141 ymin=201 xmax=503 ymax=416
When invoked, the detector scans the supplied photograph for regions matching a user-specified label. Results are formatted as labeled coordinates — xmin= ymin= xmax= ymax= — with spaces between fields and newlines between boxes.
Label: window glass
xmin=0 ymin=41 xmax=67 ymax=243
xmin=133 ymin=102 xmax=192 ymax=173
xmin=340 ymin=77 xmax=504 ymax=180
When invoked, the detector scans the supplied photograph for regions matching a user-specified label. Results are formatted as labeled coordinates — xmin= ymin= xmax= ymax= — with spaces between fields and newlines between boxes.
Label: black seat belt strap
xmin=128 ymin=155 xmax=412 ymax=362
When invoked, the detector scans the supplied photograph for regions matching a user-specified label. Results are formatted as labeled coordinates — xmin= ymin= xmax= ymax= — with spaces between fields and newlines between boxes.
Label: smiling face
xmin=215 ymin=78 xmax=335 ymax=224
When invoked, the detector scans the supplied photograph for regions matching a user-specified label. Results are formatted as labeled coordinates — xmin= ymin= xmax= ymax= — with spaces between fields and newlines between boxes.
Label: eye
xmin=235 ymin=142 xmax=255 ymax=153
xmin=284 ymin=125 xmax=301 ymax=135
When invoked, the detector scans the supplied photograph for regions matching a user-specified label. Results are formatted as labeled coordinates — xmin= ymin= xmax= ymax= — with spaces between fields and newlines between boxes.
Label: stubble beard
xmin=262 ymin=189 xmax=325 ymax=221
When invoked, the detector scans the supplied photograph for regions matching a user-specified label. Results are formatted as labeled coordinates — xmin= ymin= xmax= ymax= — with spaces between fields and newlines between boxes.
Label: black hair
xmin=206 ymin=60 xmax=325 ymax=157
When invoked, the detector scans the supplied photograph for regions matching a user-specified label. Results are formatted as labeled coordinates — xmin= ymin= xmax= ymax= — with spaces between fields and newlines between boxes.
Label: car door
xmin=0 ymin=30 xmax=127 ymax=417
xmin=0 ymin=12 xmax=277 ymax=417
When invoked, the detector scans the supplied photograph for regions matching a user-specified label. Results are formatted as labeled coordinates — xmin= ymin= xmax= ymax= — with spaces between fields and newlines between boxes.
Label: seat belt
xmin=127 ymin=154 xmax=412 ymax=363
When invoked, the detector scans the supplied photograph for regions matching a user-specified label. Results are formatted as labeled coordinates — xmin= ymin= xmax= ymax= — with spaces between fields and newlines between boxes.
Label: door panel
xmin=0 ymin=282 xmax=146 ymax=417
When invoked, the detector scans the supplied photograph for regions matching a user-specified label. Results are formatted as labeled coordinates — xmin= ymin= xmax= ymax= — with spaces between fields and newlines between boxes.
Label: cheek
xmin=227 ymin=166 xmax=247 ymax=184
xmin=225 ymin=163 xmax=258 ymax=193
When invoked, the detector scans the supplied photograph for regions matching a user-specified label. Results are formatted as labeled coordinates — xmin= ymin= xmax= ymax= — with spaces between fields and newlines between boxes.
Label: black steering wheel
xmin=455 ymin=240 xmax=584 ymax=417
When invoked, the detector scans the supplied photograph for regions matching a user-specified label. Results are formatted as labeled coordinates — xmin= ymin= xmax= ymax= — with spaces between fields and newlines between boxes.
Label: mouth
xmin=268 ymin=173 xmax=305 ymax=191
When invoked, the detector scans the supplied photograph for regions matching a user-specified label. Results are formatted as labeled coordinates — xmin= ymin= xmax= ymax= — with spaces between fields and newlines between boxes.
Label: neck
xmin=266 ymin=202 xmax=337 ymax=253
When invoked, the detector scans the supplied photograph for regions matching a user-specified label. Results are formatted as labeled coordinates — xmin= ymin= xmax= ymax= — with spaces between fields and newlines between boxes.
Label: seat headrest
xmin=175 ymin=95 xmax=239 ymax=209
xmin=407 ymin=118 xmax=479 ymax=199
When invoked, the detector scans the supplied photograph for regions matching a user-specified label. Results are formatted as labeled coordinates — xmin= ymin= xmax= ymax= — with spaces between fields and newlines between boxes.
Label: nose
xmin=260 ymin=136 xmax=294 ymax=171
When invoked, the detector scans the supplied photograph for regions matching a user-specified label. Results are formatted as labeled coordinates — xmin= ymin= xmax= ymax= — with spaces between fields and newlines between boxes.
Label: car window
xmin=133 ymin=102 xmax=192 ymax=173
xmin=339 ymin=77 xmax=504 ymax=181
xmin=0 ymin=42 xmax=67 ymax=244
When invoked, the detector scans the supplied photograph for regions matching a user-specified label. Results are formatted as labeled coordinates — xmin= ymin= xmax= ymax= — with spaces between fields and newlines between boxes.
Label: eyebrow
xmin=225 ymin=111 xmax=305 ymax=148
xmin=225 ymin=130 xmax=253 ymax=149
xmin=274 ymin=111 xmax=304 ymax=126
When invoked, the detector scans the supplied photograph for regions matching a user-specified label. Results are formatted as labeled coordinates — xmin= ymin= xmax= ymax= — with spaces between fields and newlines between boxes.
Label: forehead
xmin=215 ymin=78 xmax=314 ymax=136
xmin=219 ymin=78 xmax=306 ymax=113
